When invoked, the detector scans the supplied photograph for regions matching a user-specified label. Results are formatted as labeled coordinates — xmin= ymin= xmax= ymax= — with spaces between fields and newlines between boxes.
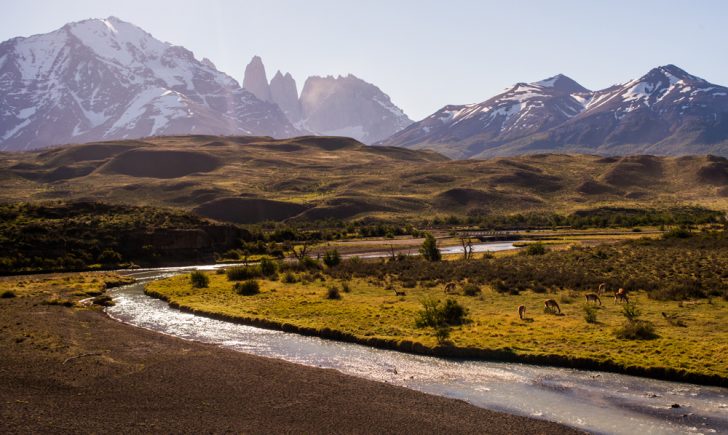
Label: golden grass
xmin=147 ymin=272 xmax=728 ymax=381
xmin=0 ymin=272 xmax=134 ymax=299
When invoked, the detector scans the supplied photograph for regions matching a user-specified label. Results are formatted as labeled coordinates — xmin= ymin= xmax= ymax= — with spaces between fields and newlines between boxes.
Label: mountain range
xmin=0 ymin=17 xmax=410 ymax=151
xmin=242 ymin=56 xmax=412 ymax=144
xmin=381 ymin=65 xmax=728 ymax=158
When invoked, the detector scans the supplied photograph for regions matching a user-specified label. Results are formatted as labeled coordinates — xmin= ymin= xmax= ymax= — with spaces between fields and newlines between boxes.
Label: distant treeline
xmin=424 ymin=206 xmax=725 ymax=229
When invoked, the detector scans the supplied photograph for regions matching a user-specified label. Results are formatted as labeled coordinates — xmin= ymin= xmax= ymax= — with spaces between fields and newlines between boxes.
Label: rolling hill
xmin=1 ymin=135 xmax=726 ymax=223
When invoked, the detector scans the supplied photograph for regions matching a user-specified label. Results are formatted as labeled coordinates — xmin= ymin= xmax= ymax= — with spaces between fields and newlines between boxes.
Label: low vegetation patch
xmin=190 ymin=271 xmax=210 ymax=288
xmin=234 ymin=280 xmax=260 ymax=296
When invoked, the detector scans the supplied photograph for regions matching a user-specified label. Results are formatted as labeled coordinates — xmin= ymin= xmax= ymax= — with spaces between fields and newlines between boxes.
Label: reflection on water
xmin=107 ymin=251 xmax=728 ymax=435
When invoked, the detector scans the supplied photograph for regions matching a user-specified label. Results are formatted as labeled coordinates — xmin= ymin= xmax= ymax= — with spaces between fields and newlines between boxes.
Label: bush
xmin=98 ymin=249 xmax=122 ymax=264
xmin=525 ymin=243 xmax=547 ymax=256
xmin=415 ymin=297 xmax=469 ymax=328
xmin=282 ymin=271 xmax=298 ymax=283
xmin=420 ymin=233 xmax=441 ymax=262
xmin=341 ymin=281 xmax=351 ymax=293
xmin=323 ymin=249 xmax=341 ymax=267
xmin=663 ymin=227 xmax=692 ymax=239
xmin=583 ymin=305 xmax=598 ymax=324
xmin=190 ymin=271 xmax=209 ymax=288
xmin=1 ymin=290 xmax=16 ymax=298
xmin=326 ymin=286 xmax=341 ymax=300
xmin=462 ymin=283 xmax=481 ymax=296
xmin=621 ymin=302 xmax=641 ymax=322
xmin=234 ymin=280 xmax=260 ymax=296
xmin=615 ymin=320 xmax=658 ymax=340
xmin=227 ymin=266 xmax=261 ymax=281
xmin=92 ymin=295 xmax=115 ymax=307
xmin=259 ymin=258 xmax=277 ymax=277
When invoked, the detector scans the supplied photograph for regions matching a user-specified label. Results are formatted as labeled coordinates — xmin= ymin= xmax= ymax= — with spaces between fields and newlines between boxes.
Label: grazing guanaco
xmin=544 ymin=299 xmax=561 ymax=314
xmin=394 ymin=289 xmax=406 ymax=297
xmin=518 ymin=305 xmax=526 ymax=320
xmin=598 ymin=282 xmax=607 ymax=295
xmin=585 ymin=293 xmax=602 ymax=305
xmin=444 ymin=282 xmax=457 ymax=294
xmin=614 ymin=288 xmax=629 ymax=303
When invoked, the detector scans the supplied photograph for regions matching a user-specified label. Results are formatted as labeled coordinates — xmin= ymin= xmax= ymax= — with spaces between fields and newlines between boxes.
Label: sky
xmin=3 ymin=0 xmax=728 ymax=120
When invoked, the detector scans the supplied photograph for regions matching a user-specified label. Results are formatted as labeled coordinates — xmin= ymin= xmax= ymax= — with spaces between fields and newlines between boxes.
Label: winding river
xmin=106 ymin=243 xmax=728 ymax=435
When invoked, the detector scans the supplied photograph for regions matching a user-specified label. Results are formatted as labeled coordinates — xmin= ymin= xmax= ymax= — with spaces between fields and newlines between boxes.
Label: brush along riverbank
xmin=146 ymin=269 xmax=728 ymax=387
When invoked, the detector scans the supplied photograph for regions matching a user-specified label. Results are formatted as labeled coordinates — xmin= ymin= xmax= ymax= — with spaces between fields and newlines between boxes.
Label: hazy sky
xmin=3 ymin=0 xmax=728 ymax=120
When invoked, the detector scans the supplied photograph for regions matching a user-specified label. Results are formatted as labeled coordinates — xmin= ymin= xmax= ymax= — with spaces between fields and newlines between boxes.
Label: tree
xmin=323 ymin=249 xmax=341 ymax=267
xmin=420 ymin=233 xmax=441 ymax=262
xmin=459 ymin=236 xmax=474 ymax=260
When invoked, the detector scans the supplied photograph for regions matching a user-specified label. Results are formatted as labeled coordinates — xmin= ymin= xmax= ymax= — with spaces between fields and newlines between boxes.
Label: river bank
xmin=0 ymin=272 xmax=581 ymax=434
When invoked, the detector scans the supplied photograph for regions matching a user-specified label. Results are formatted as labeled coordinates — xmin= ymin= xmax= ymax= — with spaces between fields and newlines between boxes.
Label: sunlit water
xmin=106 ymin=245 xmax=728 ymax=435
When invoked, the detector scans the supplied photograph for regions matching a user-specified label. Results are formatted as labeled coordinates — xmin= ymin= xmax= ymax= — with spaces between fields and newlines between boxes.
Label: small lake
xmin=106 ymin=246 xmax=728 ymax=435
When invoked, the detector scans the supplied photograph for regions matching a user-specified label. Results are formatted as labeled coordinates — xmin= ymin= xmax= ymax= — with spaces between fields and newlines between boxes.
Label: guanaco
xmin=444 ymin=282 xmax=457 ymax=294
xmin=518 ymin=305 xmax=526 ymax=320
xmin=544 ymin=299 xmax=561 ymax=314
xmin=394 ymin=289 xmax=406 ymax=297
xmin=585 ymin=293 xmax=602 ymax=305
xmin=614 ymin=288 xmax=629 ymax=303
xmin=598 ymin=282 xmax=607 ymax=295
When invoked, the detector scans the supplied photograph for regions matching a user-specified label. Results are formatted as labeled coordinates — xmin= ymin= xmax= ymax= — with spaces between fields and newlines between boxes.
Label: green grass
xmin=147 ymin=271 xmax=728 ymax=382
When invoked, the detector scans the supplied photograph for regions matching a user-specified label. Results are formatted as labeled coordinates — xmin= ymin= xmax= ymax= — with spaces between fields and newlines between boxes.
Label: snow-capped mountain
xmin=241 ymin=56 xmax=412 ymax=144
xmin=382 ymin=65 xmax=728 ymax=158
xmin=0 ymin=17 xmax=298 ymax=151
xmin=380 ymin=74 xmax=590 ymax=159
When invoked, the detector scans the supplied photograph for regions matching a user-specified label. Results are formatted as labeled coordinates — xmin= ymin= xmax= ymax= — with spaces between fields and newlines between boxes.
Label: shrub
xmin=583 ymin=305 xmax=598 ymax=324
xmin=1 ymin=290 xmax=16 ymax=298
xmin=301 ymin=256 xmax=322 ymax=270
xmin=415 ymin=297 xmax=469 ymax=328
xmin=525 ymin=243 xmax=547 ymax=256
xmin=621 ymin=302 xmax=641 ymax=322
xmin=323 ymin=249 xmax=341 ymax=267
xmin=190 ymin=271 xmax=209 ymax=288
xmin=234 ymin=280 xmax=260 ymax=296
xmin=462 ymin=283 xmax=481 ymax=296
xmin=97 ymin=249 xmax=122 ymax=264
xmin=615 ymin=320 xmax=658 ymax=340
xmin=259 ymin=258 xmax=277 ymax=277
xmin=92 ymin=295 xmax=115 ymax=307
xmin=282 ymin=271 xmax=298 ymax=283
xmin=662 ymin=227 xmax=691 ymax=239
xmin=341 ymin=281 xmax=351 ymax=293
xmin=227 ymin=266 xmax=261 ymax=281
xmin=326 ymin=286 xmax=341 ymax=300
xmin=420 ymin=233 xmax=441 ymax=262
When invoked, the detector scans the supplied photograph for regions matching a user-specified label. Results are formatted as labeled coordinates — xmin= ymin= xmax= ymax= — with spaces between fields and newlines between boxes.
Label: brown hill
xmin=0 ymin=135 xmax=726 ymax=223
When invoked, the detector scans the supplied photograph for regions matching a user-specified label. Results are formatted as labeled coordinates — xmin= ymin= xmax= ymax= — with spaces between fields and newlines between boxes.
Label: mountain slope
xmin=0 ymin=17 xmax=298 ymax=151
xmin=382 ymin=66 xmax=728 ymax=159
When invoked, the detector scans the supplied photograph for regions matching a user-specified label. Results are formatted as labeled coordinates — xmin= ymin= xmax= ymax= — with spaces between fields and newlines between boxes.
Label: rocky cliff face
xmin=270 ymin=71 xmax=302 ymax=123
xmin=242 ymin=55 xmax=272 ymax=102
xmin=242 ymin=56 xmax=412 ymax=144
xmin=299 ymin=74 xmax=412 ymax=144
xmin=0 ymin=18 xmax=298 ymax=151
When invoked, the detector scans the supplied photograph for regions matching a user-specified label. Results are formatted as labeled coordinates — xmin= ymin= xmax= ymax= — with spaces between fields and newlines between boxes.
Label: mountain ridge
xmin=381 ymin=65 xmax=728 ymax=159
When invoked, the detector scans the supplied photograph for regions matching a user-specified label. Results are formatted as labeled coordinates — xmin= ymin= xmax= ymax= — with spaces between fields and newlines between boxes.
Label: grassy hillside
xmin=0 ymin=135 xmax=726 ymax=224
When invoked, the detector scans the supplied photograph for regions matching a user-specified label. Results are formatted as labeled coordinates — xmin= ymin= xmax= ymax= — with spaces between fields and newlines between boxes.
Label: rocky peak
xmin=532 ymin=74 xmax=590 ymax=94
xmin=242 ymin=55 xmax=271 ymax=102
xmin=269 ymin=70 xmax=302 ymax=123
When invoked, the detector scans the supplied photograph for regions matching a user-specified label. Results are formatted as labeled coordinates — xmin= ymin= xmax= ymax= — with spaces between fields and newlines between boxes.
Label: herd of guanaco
xmin=518 ymin=282 xmax=629 ymax=320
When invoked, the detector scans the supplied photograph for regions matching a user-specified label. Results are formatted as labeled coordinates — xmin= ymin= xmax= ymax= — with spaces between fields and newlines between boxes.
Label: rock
xmin=242 ymin=55 xmax=272 ymax=102
xmin=270 ymin=71 xmax=303 ymax=123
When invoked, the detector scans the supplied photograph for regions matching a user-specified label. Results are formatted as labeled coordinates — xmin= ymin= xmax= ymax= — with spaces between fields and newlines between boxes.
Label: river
xmin=105 ymin=243 xmax=728 ymax=435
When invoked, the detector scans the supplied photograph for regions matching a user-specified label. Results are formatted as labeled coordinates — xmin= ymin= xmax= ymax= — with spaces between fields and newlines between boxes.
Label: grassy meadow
xmin=147 ymin=244 xmax=728 ymax=383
